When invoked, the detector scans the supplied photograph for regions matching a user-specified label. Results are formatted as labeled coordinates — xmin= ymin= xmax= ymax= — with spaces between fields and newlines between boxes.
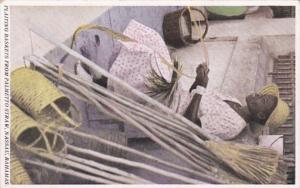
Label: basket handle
xmin=66 ymin=23 xmax=195 ymax=79
xmin=186 ymin=7 xmax=209 ymax=42
xmin=50 ymin=102 xmax=82 ymax=129
xmin=187 ymin=6 xmax=209 ymax=67
xmin=21 ymin=127 xmax=54 ymax=154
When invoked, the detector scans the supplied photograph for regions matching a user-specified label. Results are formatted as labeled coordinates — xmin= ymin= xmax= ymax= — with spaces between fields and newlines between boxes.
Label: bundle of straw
xmin=25 ymin=26 xmax=287 ymax=184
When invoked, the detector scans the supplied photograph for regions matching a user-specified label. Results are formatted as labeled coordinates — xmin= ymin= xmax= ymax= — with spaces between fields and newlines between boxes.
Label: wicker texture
xmin=12 ymin=68 xmax=70 ymax=117
xmin=270 ymin=6 xmax=295 ymax=18
xmin=258 ymin=84 xmax=290 ymax=128
xmin=11 ymin=68 xmax=81 ymax=129
xmin=11 ymin=151 xmax=32 ymax=184
xmin=11 ymin=103 xmax=66 ymax=153
xmin=11 ymin=103 xmax=38 ymax=145
xmin=163 ymin=7 xmax=208 ymax=47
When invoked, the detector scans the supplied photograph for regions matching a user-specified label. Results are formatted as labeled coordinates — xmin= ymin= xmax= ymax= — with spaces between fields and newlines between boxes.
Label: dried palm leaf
xmin=146 ymin=60 xmax=181 ymax=107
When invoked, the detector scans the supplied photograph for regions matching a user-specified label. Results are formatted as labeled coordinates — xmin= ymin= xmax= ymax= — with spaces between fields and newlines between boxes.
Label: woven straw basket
xmin=11 ymin=151 xmax=32 ymax=184
xmin=11 ymin=68 xmax=81 ymax=129
xmin=11 ymin=103 xmax=66 ymax=153
xmin=163 ymin=7 xmax=208 ymax=47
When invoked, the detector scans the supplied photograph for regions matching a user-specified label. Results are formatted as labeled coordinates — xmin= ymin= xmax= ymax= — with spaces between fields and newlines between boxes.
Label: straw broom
xmin=90 ymin=87 xmax=281 ymax=184
xmin=96 ymin=83 xmax=284 ymax=183
xmin=205 ymin=141 xmax=280 ymax=183
xmin=25 ymin=29 xmax=285 ymax=183
xmin=28 ymin=54 xmax=282 ymax=184
xmin=27 ymin=53 xmax=276 ymax=183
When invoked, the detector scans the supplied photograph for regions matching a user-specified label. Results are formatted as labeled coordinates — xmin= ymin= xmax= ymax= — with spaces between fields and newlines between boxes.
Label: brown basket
xmin=270 ymin=6 xmax=295 ymax=18
xmin=163 ymin=7 xmax=208 ymax=47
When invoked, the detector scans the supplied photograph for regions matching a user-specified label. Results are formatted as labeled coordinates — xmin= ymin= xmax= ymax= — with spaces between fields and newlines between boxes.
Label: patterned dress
xmin=108 ymin=20 xmax=252 ymax=141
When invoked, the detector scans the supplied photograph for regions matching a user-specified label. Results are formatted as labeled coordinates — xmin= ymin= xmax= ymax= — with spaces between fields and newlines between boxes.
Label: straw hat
xmin=258 ymin=84 xmax=290 ymax=128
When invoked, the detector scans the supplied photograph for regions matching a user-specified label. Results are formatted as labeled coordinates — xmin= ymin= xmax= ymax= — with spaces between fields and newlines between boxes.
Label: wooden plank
xmin=221 ymin=40 xmax=263 ymax=104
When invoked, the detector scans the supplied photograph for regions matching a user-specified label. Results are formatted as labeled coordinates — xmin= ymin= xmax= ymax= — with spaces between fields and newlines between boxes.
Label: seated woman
xmin=83 ymin=20 xmax=289 ymax=142
xmin=183 ymin=64 xmax=289 ymax=142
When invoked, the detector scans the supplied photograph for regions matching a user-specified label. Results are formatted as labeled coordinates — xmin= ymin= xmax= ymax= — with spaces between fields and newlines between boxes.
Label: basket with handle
xmin=11 ymin=67 xmax=81 ymax=129
xmin=163 ymin=7 xmax=208 ymax=47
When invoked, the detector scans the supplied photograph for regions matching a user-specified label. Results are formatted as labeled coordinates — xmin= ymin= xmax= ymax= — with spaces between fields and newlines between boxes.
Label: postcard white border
xmin=0 ymin=0 xmax=299 ymax=188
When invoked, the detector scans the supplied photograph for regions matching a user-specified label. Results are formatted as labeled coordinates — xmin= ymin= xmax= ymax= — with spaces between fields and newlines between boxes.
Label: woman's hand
xmin=189 ymin=64 xmax=209 ymax=92
xmin=196 ymin=63 xmax=209 ymax=87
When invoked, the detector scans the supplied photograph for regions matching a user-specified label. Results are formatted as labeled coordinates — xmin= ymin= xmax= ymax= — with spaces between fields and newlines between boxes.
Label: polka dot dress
xmin=191 ymin=86 xmax=247 ymax=140
xmin=108 ymin=20 xmax=172 ymax=101
xmin=108 ymin=20 xmax=247 ymax=140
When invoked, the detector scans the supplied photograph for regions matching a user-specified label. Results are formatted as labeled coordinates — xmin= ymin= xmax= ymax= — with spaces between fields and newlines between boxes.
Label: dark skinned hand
xmin=185 ymin=64 xmax=209 ymax=127
xmin=189 ymin=63 xmax=209 ymax=92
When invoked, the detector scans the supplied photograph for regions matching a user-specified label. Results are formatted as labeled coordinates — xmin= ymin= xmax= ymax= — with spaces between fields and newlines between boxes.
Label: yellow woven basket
xmin=11 ymin=67 xmax=81 ymax=129
xmin=11 ymin=103 xmax=66 ymax=153
xmin=11 ymin=151 xmax=32 ymax=184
